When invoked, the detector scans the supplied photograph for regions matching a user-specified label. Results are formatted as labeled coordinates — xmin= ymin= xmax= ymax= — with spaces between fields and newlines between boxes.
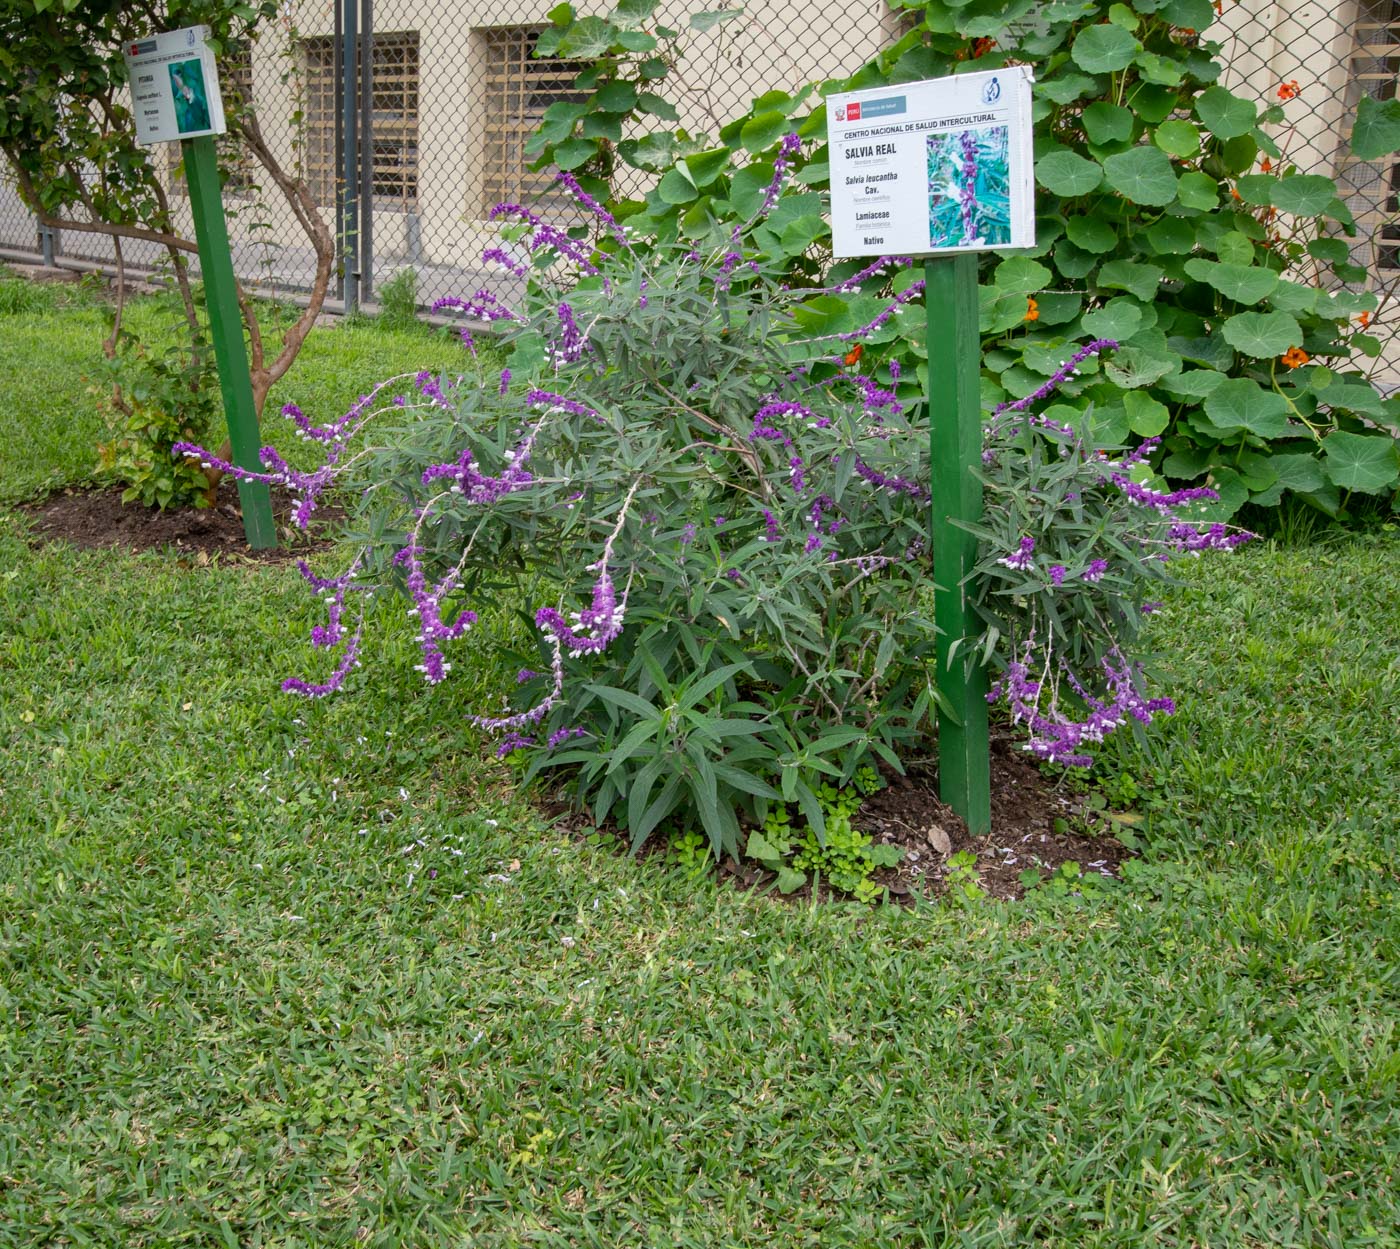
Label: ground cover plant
xmin=1 ymin=375 xmax=1397 ymax=1243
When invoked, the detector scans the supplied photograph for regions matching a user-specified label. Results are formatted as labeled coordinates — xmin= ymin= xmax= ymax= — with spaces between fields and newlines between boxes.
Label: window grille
xmin=478 ymin=27 xmax=588 ymax=217
xmin=1344 ymin=0 xmax=1400 ymax=272
xmin=302 ymin=31 xmax=419 ymax=212
xmin=368 ymin=31 xmax=419 ymax=211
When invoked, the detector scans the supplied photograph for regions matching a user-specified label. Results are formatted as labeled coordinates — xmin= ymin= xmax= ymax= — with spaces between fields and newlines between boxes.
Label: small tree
xmin=0 ymin=0 xmax=334 ymax=507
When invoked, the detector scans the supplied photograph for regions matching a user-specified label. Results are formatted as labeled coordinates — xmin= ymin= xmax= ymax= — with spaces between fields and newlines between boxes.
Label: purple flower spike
xmin=999 ymin=536 xmax=1036 ymax=572
xmin=554 ymin=171 xmax=630 ymax=247
xmin=991 ymin=339 xmax=1119 ymax=419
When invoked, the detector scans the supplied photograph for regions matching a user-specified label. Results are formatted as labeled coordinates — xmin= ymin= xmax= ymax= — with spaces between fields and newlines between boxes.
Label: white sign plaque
xmin=122 ymin=25 xmax=226 ymax=146
xmin=827 ymin=67 xmax=1035 ymax=259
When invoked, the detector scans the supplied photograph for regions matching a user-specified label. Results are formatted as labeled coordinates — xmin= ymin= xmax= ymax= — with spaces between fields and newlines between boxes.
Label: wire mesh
xmin=3 ymin=0 xmax=1400 ymax=379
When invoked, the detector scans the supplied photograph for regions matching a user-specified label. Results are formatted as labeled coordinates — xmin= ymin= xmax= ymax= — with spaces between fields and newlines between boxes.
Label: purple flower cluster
xmin=999 ymin=536 xmax=1036 ymax=571
xmin=482 ymin=246 xmax=529 ymax=278
xmin=852 ymin=456 xmax=930 ymax=503
xmin=554 ymin=171 xmax=630 ymax=247
xmin=1167 ymin=522 xmax=1255 ymax=554
xmin=820 ymin=255 xmax=913 ymax=295
xmin=759 ymin=133 xmax=803 ymax=218
xmin=991 ymin=339 xmax=1120 ymax=419
xmin=552 ymin=301 xmax=591 ymax=365
xmin=838 ymin=281 xmax=926 ymax=343
xmin=496 ymin=732 xmax=536 ymax=758
xmin=432 ymin=290 xmax=523 ymax=323
xmin=487 ymin=202 xmax=600 ymax=274
xmin=403 ymin=543 xmax=479 ymax=684
xmin=1112 ymin=473 xmax=1219 ymax=513
xmin=988 ymin=642 xmax=1176 ymax=767
xmin=420 ymin=427 xmax=536 ymax=504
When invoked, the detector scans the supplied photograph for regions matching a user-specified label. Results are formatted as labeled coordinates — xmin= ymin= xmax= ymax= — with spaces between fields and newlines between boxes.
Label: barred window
xmin=1345 ymin=0 xmax=1400 ymax=270
xmin=478 ymin=27 xmax=588 ymax=217
xmin=302 ymin=31 xmax=420 ymax=212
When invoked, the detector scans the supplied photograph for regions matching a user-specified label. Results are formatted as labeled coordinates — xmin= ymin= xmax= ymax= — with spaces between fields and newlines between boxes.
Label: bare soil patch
xmin=18 ymin=484 xmax=338 ymax=564
xmin=556 ymin=735 xmax=1133 ymax=904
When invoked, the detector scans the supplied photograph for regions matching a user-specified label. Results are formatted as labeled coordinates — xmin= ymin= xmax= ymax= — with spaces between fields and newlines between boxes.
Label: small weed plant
xmin=745 ymin=766 xmax=895 ymax=900
xmin=186 ymin=146 xmax=1251 ymax=861
xmin=95 ymin=338 xmax=218 ymax=509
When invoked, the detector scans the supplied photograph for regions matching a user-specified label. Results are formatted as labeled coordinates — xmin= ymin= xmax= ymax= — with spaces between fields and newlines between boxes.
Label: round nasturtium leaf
xmin=1322 ymin=431 xmax=1400 ymax=492
xmin=1220 ymin=310 xmax=1304 ymax=358
xmin=1102 ymin=146 xmax=1179 ymax=206
xmin=1265 ymin=451 xmax=1327 ymax=494
xmin=1097 ymin=259 xmax=1165 ymax=302
xmin=656 ymin=167 xmax=698 ymax=204
xmin=552 ymin=138 xmax=596 ymax=170
xmin=1134 ymin=51 xmax=1185 ymax=87
xmin=1195 ymin=86 xmax=1258 ymax=139
xmin=1082 ymin=299 xmax=1144 ymax=342
xmin=1083 ymin=102 xmax=1135 ymax=145
xmin=1214 ymin=232 xmax=1256 ymax=266
xmin=993 ymin=255 xmax=1053 ymax=295
xmin=1154 ymin=119 xmax=1200 ymax=157
xmin=1351 ymin=94 xmax=1400 ymax=161
xmin=1124 ymin=390 xmax=1170 ymax=436
xmin=1072 ymin=24 xmax=1140 ymax=74
xmin=1104 ymin=344 xmax=1176 ymax=389
xmin=1204 ymin=378 xmax=1293 ymax=437
xmin=1146 ymin=215 xmax=1197 ymax=254
xmin=1182 ymin=258 xmax=1279 ymax=304
xmin=1066 ymin=214 xmax=1119 ymax=253
xmin=593 ymin=80 xmax=638 ymax=112
xmin=1270 ymin=174 xmax=1339 ymax=217
xmin=1036 ymin=149 xmax=1103 ymax=196
xmin=1175 ymin=170 xmax=1218 ymax=210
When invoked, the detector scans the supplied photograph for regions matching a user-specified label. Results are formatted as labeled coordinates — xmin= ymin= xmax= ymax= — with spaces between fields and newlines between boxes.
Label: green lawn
xmin=1 ymin=282 xmax=1397 ymax=1247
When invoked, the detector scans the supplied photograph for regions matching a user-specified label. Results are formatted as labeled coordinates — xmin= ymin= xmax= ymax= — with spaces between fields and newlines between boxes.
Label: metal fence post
xmin=37 ymin=221 xmax=56 ymax=267
xmin=359 ymin=0 xmax=375 ymax=305
xmin=341 ymin=0 xmax=360 ymax=315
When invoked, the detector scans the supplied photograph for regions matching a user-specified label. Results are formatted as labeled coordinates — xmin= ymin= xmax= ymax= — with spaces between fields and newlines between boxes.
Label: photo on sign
xmin=926 ymin=124 xmax=1010 ymax=249
xmin=168 ymin=58 xmax=212 ymax=134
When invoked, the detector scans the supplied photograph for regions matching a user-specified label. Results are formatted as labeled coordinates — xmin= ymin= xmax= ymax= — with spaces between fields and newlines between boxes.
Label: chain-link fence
xmin=4 ymin=0 xmax=1400 ymax=378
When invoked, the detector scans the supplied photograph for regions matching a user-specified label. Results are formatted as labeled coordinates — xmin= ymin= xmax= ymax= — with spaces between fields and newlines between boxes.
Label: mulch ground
xmin=16 ymin=483 xmax=1132 ymax=902
xmin=18 ymin=483 xmax=338 ymax=564
xmin=556 ymin=736 xmax=1132 ymax=905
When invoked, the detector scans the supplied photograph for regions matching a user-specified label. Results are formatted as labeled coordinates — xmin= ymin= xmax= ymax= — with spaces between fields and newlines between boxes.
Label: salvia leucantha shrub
xmin=181 ymin=147 xmax=1252 ymax=854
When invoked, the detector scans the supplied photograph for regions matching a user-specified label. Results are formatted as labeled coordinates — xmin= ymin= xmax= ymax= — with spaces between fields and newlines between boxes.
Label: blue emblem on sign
xmin=982 ymin=76 xmax=1002 ymax=104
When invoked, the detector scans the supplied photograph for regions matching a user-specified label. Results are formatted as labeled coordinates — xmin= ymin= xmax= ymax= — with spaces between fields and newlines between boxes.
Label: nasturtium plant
xmin=526 ymin=0 xmax=1400 ymax=518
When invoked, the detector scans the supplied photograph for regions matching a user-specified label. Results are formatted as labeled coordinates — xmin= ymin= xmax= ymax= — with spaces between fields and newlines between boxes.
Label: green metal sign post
xmin=925 ymin=253 xmax=991 ymax=836
xmin=182 ymin=135 xmax=277 ymax=550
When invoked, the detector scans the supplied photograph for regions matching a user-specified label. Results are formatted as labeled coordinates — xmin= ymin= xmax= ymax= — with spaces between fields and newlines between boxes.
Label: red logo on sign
xmin=130 ymin=44 xmax=140 ymax=54
xmin=847 ymin=102 xmax=861 ymax=120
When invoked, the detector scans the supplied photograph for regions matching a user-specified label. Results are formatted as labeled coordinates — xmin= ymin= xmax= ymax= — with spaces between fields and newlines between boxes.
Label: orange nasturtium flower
xmin=1230 ymin=186 xmax=1242 ymax=201
xmin=1280 ymin=346 xmax=1310 ymax=368
xmin=1025 ymin=296 xmax=1039 ymax=322
xmin=843 ymin=343 xmax=864 ymax=367
xmin=1357 ymin=310 xmax=1372 ymax=327
xmin=1277 ymin=80 xmax=1300 ymax=100
xmin=1260 ymin=156 xmax=1273 ymax=173
xmin=971 ymin=36 xmax=997 ymax=58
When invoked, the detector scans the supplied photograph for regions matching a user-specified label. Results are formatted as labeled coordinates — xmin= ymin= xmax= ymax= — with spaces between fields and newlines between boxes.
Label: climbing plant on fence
xmin=528 ymin=0 xmax=1400 ymax=518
